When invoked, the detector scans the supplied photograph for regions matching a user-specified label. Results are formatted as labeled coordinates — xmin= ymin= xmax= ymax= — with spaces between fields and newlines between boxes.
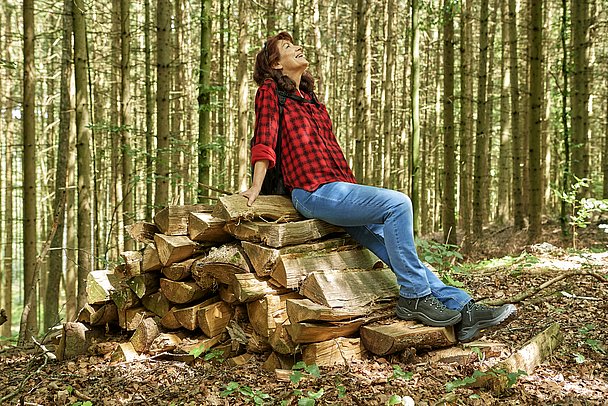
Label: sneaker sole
xmin=457 ymin=304 xmax=517 ymax=342
xmin=395 ymin=307 xmax=462 ymax=327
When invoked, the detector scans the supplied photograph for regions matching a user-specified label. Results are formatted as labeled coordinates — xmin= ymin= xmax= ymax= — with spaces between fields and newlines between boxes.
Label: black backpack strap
xmin=275 ymin=90 xmax=288 ymax=171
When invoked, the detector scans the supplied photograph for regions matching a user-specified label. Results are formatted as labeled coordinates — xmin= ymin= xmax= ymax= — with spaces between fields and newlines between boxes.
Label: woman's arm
xmin=241 ymin=159 xmax=270 ymax=206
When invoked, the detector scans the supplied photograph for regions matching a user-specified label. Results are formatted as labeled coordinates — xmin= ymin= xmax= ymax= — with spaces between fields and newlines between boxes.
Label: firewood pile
xmin=61 ymin=195 xmax=457 ymax=368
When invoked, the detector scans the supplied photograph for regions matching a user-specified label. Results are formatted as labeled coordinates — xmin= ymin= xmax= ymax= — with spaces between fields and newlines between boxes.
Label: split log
xmin=142 ymin=243 xmax=162 ymax=272
xmin=120 ymin=250 xmax=143 ymax=277
xmin=423 ymin=341 xmax=507 ymax=364
xmin=160 ymin=278 xmax=206 ymax=304
xmin=272 ymin=248 xmax=383 ymax=289
xmin=257 ymin=219 xmax=343 ymax=248
xmin=111 ymin=285 xmax=140 ymax=312
xmin=126 ymin=221 xmax=160 ymax=244
xmin=231 ymin=273 xmax=289 ymax=303
xmin=223 ymin=221 xmax=261 ymax=242
xmin=150 ymin=333 xmax=183 ymax=353
xmin=268 ymin=320 xmax=297 ymax=354
xmin=154 ymin=234 xmax=199 ymax=266
xmin=191 ymin=243 xmax=251 ymax=285
xmin=119 ymin=307 xmax=156 ymax=331
xmin=247 ymin=292 xmax=302 ymax=338
xmin=160 ymin=306 xmax=185 ymax=330
xmin=471 ymin=323 xmax=563 ymax=393
xmin=126 ymin=273 xmax=160 ymax=299
xmin=111 ymin=342 xmax=141 ymax=362
xmin=219 ymin=285 xmax=238 ymax=304
xmin=130 ymin=317 xmax=160 ymax=353
xmin=360 ymin=320 xmax=456 ymax=355
xmin=86 ymin=270 xmax=117 ymax=304
xmin=302 ymin=337 xmax=365 ymax=367
xmin=262 ymin=352 xmax=295 ymax=372
xmin=226 ymin=353 xmax=254 ymax=366
xmin=89 ymin=303 xmax=118 ymax=326
xmin=189 ymin=212 xmax=232 ymax=242
xmin=299 ymin=268 xmax=399 ymax=308
xmin=141 ymin=291 xmax=171 ymax=317
xmin=241 ymin=236 xmax=355 ymax=277
xmin=162 ymin=257 xmax=198 ymax=281
xmin=173 ymin=297 xmax=220 ymax=330
xmin=56 ymin=322 xmax=90 ymax=361
xmin=212 ymin=194 xmax=303 ymax=223
xmin=154 ymin=204 xmax=213 ymax=235
xmin=197 ymin=301 xmax=234 ymax=337
xmin=246 ymin=327 xmax=272 ymax=354
xmin=285 ymin=298 xmax=394 ymax=324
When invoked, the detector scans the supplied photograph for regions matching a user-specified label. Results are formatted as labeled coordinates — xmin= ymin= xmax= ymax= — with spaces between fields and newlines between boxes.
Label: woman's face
xmin=273 ymin=39 xmax=309 ymax=74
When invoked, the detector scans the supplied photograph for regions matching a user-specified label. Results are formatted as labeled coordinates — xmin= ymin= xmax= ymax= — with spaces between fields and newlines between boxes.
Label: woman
xmin=242 ymin=32 xmax=515 ymax=342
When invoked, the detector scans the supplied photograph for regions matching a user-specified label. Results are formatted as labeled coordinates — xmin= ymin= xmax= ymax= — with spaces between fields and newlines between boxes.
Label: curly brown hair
xmin=253 ymin=31 xmax=315 ymax=93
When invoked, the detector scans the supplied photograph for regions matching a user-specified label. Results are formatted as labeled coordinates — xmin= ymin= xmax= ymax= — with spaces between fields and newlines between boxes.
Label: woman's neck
xmin=283 ymin=70 xmax=303 ymax=91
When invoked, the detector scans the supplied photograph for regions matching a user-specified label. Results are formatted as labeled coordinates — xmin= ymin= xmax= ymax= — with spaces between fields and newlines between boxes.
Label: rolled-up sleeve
xmin=251 ymin=81 xmax=279 ymax=168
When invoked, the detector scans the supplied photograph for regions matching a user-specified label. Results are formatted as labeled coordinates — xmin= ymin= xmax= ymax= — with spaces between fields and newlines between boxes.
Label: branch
xmin=483 ymin=269 xmax=607 ymax=306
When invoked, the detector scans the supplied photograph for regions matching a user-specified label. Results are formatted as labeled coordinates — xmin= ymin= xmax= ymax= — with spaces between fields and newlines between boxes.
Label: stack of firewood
xmin=67 ymin=195 xmax=456 ymax=367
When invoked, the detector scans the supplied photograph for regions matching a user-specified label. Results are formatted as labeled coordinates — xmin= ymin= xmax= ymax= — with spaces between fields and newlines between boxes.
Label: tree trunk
xmin=111 ymin=0 xmax=123 ymax=256
xmin=144 ymin=0 xmax=154 ymax=220
xmin=155 ymin=0 xmax=171 ymax=208
xmin=198 ymin=0 xmax=212 ymax=202
xmin=236 ymin=0 xmax=249 ymax=191
xmin=22 ymin=0 xmax=38 ymax=340
xmin=496 ymin=0 xmax=511 ymax=225
xmin=73 ymin=0 xmax=94 ymax=310
xmin=459 ymin=0 xmax=473 ymax=238
xmin=354 ymin=0 xmax=370 ymax=182
xmin=121 ymin=0 xmax=134 ymax=250
xmin=528 ymin=0 xmax=543 ymax=241
xmin=45 ymin=0 xmax=73 ymax=331
xmin=442 ymin=0 xmax=457 ymax=246
xmin=410 ymin=0 xmax=420 ymax=234
xmin=312 ymin=0 xmax=324 ymax=98
xmin=381 ymin=0 xmax=395 ymax=188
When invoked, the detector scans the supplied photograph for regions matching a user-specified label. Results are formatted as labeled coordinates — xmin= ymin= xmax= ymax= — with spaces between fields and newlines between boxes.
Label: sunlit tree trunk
xmin=21 ymin=0 xmax=38 ymax=341
xmin=73 ymin=0 xmax=94 ymax=310
xmin=604 ymin=96 xmax=608 ymax=199
xmin=442 ymin=0 xmax=457 ymax=245
xmin=171 ymin=0 xmax=185 ymax=204
xmin=198 ymin=0 xmax=212 ymax=202
xmin=497 ymin=0 xmax=511 ymax=225
xmin=45 ymin=0 xmax=73 ymax=331
xmin=144 ymin=0 xmax=154 ymax=219
xmin=111 ymin=0 xmax=122 ymax=255
xmin=121 ymin=0 xmax=134 ymax=249
xmin=410 ymin=0 xmax=420 ymax=233
xmin=217 ymin=0 xmax=226 ymax=190
xmin=236 ymin=0 xmax=249 ymax=191
xmin=381 ymin=0 xmax=395 ymax=188
xmin=266 ymin=0 xmax=276 ymax=36
xmin=354 ymin=0 xmax=370 ymax=181
xmin=312 ymin=0 xmax=324 ymax=98
xmin=528 ymin=0 xmax=543 ymax=241
xmin=292 ymin=0 xmax=299 ymax=44
xmin=155 ymin=0 xmax=171 ymax=208
xmin=459 ymin=0 xmax=473 ymax=238
xmin=570 ymin=0 xmax=590 ymax=195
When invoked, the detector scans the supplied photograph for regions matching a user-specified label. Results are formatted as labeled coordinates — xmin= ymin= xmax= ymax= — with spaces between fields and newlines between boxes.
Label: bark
xmin=410 ymin=0 xmax=421 ymax=233
xmin=496 ymin=0 xmax=511 ymax=225
xmin=121 ymin=0 xmax=134 ymax=250
xmin=198 ymin=0 xmax=212 ymax=202
xmin=354 ymin=0 xmax=370 ymax=181
xmin=236 ymin=0 xmax=249 ymax=191
xmin=144 ymin=0 xmax=153 ymax=220
xmin=381 ymin=0 xmax=395 ymax=188
xmin=155 ymin=0 xmax=171 ymax=207
xmin=459 ymin=0 xmax=473 ymax=237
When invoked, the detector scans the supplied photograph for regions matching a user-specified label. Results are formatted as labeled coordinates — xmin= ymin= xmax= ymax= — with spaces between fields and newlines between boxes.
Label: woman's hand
xmin=241 ymin=185 xmax=262 ymax=207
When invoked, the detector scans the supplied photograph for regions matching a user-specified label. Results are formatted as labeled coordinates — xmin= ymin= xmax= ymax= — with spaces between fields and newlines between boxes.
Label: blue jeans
xmin=291 ymin=182 xmax=471 ymax=311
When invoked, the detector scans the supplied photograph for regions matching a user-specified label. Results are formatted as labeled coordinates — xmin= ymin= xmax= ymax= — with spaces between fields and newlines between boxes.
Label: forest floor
xmin=1 ymin=218 xmax=607 ymax=406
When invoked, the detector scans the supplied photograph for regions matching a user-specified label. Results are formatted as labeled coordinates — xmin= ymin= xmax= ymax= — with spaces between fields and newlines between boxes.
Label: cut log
xmin=141 ymin=291 xmax=171 ymax=317
xmin=219 ymin=285 xmax=238 ymax=304
xmin=119 ymin=307 xmax=156 ymax=331
xmin=89 ymin=302 xmax=118 ymax=326
xmin=262 ymin=352 xmax=295 ymax=372
xmin=173 ymin=297 xmax=220 ymax=330
xmin=197 ymin=301 xmax=234 ymax=337
xmin=268 ymin=320 xmax=297 ymax=355
xmin=56 ymin=322 xmax=90 ymax=361
xmin=126 ymin=273 xmax=160 ymax=299
xmin=154 ymin=234 xmax=199 ymax=266
xmin=302 ymin=337 xmax=364 ymax=367
xmin=86 ymin=270 xmax=117 ymax=304
xmin=142 ymin=243 xmax=162 ymax=272
xmin=120 ymin=250 xmax=143 ymax=277
xmin=272 ymin=248 xmax=383 ymax=289
xmin=212 ymin=194 xmax=303 ymax=223
xmin=360 ymin=320 xmax=456 ymax=355
xmin=471 ymin=323 xmax=563 ymax=393
xmin=126 ymin=221 xmax=160 ymax=244
xmin=160 ymin=278 xmax=206 ymax=304
xmin=246 ymin=327 xmax=272 ymax=354
xmin=130 ymin=317 xmax=160 ymax=353
xmin=150 ymin=333 xmax=183 ymax=353
xmin=111 ymin=342 xmax=141 ymax=362
xmin=231 ymin=273 xmax=289 ymax=303
xmin=247 ymin=292 xmax=302 ymax=338
xmin=160 ymin=306 xmax=185 ymax=330
xmin=285 ymin=298 xmax=394 ymax=324
xmin=189 ymin=212 xmax=232 ymax=242
xmin=191 ymin=243 xmax=251 ymax=285
xmin=257 ymin=219 xmax=343 ymax=248
xmin=162 ymin=257 xmax=199 ymax=281
xmin=226 ymin=353 xmax=254 ymax=366
xmin=224 ymin=221 xmax=261 ymax=242
xmin=299 ymin=268 xmax=399 ymax=308
xmin=154 ymin=204 xmax=213 ymax=235
xmin=241 ymin=236 xmax=355 ymax=277
xmin=423 ymin=341 xmax=507 ymax=364
xmin=111 ymin=285 xmax=140 ymax=311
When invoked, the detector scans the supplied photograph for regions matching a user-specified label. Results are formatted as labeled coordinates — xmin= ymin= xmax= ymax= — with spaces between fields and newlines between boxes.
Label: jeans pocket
xmin=291 ymin=189 xmax=314 ymax=218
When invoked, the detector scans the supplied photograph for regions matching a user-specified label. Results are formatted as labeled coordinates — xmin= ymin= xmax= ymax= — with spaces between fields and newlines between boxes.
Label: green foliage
xmin=585 ymin=339 xmax=606 ymax=354
xmin=416 ymin=238 xmax=465 ymax=287
xmin=389 ymin=365 xmax=414 ymax=382
xmin=445 ymin=369 xmax=526 ymax=392
xmin=387 ymin=394 xmax=414 ymax=405
xmin=188 ymin=345 xmax=224 ymax=362
xmin=572 ymin=352 xmax=586 ymax=364
xmin=290 ymin=361 xmax=321 ymax=384
xmin=220 ymin=382 xmax=271 ymax=405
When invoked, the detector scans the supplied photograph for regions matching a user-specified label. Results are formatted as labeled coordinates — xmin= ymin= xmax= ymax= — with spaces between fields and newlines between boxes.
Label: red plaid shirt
xmin=251 ymin=79 xmax=357 ymax=192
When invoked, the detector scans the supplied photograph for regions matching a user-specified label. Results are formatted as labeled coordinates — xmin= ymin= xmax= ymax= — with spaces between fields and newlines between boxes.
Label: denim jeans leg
xmin=342 ymin=222 xmax=471 ymax=311
xmin=292 ymin=182 xmax=432 ymax=298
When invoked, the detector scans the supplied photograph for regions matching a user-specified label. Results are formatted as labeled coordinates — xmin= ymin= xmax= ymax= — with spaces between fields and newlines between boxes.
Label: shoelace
xmin=421 ymin=295 xmax=449 ymax=311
